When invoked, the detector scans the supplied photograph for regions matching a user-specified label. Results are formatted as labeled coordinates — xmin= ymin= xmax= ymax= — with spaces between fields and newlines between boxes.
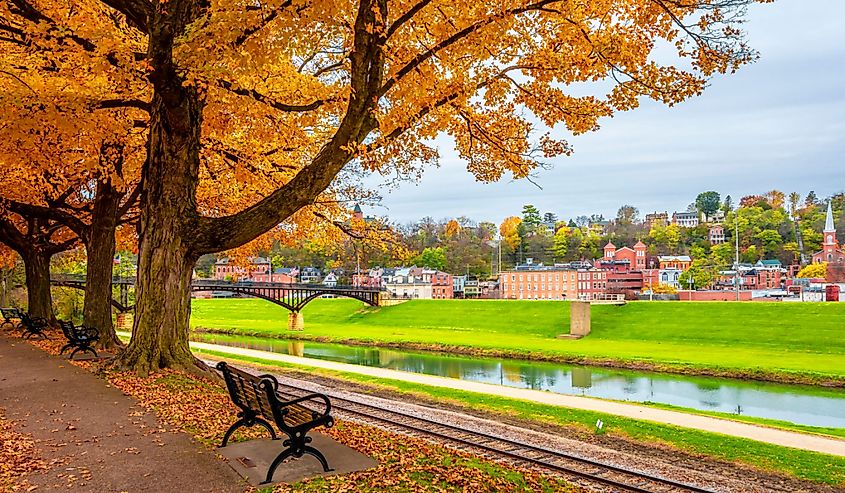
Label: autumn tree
xmin=0 ymin=109 xmax=144 ymax=346
xmin=0 ymin=215 xmax=77 ymax=320
xmin=796 ymin=262 xmax=826 ymax=279
xmin=3 ymin=0 xmax=769 ymax=373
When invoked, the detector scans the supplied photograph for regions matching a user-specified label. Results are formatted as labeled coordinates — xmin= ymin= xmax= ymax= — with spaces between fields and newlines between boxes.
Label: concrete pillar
xmin=569 ymin=300 xmax=591 ymax=337
xmin=288 ymin=311 xmax=304 ymax=331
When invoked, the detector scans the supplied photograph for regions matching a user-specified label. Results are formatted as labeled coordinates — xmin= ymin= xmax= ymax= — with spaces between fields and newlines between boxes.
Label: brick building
xmin=716 ymin=260 xmax=785 ymax=290
xmin=658 ymin=255 xmax=692 ymax=271
xmin=709 ymin=224 xmax=725 ymax=245
xmin=214 ymin=257 xmax=272 ymax=281
xmin=499 ymin=262 xmax=607 ymax=300
xmin=645 ymin=212 xmax=669 ymax=229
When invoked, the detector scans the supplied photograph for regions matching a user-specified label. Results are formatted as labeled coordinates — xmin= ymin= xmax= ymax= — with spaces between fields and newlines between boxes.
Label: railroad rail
xmin=221 ymin=365 xmax=716 ymax=493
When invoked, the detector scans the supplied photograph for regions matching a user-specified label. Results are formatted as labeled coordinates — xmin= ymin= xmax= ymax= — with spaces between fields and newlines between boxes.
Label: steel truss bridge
xmin=50 ymin=274 xmax=386 ymax=313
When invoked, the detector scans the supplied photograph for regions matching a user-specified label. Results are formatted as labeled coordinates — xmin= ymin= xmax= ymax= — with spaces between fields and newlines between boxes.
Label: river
xmin=192 ymin=332 xmax=845 ymax=429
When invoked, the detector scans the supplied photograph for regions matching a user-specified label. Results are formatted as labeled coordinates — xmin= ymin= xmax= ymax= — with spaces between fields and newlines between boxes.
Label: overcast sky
xmin=365 ymin=0 xmax=845 ymax=226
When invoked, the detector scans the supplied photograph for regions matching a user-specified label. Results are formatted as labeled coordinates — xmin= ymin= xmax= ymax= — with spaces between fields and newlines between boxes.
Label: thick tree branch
xmin=2 ymin=199 xmax=90 ymax=241
xmin=97 ymin=98 xmax=151 ymax=112
xmin=97 ymin=0 xmax=152 ymax=32
xmin=215 ymin=78 xmax=329 ymax=112
xmin=191 ymin=0 xmax=387 ymax=254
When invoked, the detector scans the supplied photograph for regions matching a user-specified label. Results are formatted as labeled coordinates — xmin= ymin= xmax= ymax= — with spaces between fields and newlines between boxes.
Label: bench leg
xmin=220 ymin=417 xmax=277 ymax=447
xmin=303 ymin=445 xmax=333 ymax=472
xmin=261 ymin=448 xmax=294 ymax=485
xmin=69 ymin=346 xmax=97 ymax=360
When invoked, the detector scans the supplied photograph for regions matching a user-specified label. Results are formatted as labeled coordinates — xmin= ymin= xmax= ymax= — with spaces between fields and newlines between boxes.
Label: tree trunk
xmin=83 ymin=179 xmax=121 ymax=347
xmin=118 ymin=76 xmax=204 ymax=374
xmin=22 ymin=248 xmax=53 ymax=321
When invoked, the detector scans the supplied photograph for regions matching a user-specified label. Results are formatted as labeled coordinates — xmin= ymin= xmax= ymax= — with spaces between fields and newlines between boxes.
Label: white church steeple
xmin=825 ymin=201 xmax=835 ymax=233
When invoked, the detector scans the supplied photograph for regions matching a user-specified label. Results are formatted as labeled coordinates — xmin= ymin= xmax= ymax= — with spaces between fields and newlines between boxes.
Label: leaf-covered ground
xmin=19 ymin=328 xmax=581 ymax=492
xmin=0 ymin=410 xmax=47 ymax=493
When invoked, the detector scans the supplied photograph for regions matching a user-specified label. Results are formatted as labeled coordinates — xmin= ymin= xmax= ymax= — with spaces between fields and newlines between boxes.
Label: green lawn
xmin=189 ymin=298 xmax=845 ymax=384
xmin=194 ymin=348 xmax=845 ymax=486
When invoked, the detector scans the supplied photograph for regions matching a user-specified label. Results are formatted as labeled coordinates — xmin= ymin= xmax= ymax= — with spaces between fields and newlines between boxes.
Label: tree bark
xmin=83 ymin=176 xmax=122 ymax=348
xmin=118 ymin=54 xmax=205 ymax=373
xmin=22 ymin=248 xmax=53 ymax=321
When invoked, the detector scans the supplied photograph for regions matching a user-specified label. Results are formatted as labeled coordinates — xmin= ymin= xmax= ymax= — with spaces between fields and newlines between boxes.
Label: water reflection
xmin=193 ymin=333 xmax=845 ymax=428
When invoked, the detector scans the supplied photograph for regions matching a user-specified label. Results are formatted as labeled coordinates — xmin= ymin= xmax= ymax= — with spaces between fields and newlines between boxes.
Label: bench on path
xmin=216 ymin=361 xmax=335 ymax=484
xmin=20 ymin=314 xmax=49 ymax=340
xmin=1 ymin=308 xmax=23 ymax=329
xmin=58 ymin=320 xmax=100 ymax=359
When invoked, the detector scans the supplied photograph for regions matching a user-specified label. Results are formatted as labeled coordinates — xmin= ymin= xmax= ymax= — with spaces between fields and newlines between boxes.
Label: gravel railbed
xmin=204 ymin=357 xmax=840 ymax=493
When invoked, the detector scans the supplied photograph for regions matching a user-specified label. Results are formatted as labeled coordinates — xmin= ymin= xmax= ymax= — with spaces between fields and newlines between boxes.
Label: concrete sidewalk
xmin=0 ymin=335 xmax=246 ymax=492
xmin=190 ymin=340 xmax=845 ymax=458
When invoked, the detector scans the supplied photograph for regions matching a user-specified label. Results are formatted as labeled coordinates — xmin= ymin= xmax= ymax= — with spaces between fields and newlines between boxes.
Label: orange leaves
xmin=0 ymin=410 xmax=48 ymax=492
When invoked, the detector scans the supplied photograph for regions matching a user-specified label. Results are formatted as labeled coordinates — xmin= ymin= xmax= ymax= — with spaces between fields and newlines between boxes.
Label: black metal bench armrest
xmin=80 ymin=326 xmax=100 ymax=340
xmin=277 ymin=392 xmax=332 ymax=416
xmin=258 ymin=374 xmax=279 ymax=391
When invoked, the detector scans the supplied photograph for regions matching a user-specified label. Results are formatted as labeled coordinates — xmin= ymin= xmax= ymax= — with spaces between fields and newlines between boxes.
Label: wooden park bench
xmin=58 ymin=320 xmax=100 ymax=359
xmin=1 ymin=307 xmax=23 ymax=329
xmin=20 ymin=313 xmax=49 ymax=340
xmin=216 ymin=361 xmax=335 ymax=484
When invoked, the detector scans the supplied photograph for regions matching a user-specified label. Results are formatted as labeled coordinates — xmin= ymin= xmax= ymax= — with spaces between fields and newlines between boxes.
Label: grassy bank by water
xmin=190 ymin=298 xmax=845 ymax=385
xmin=194 ymin=348 xmax=845 ymax=486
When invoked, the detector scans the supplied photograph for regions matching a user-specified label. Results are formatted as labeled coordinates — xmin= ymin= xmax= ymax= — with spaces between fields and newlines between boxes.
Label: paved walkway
xmin=190 ymin=341 xmax=845 ymax=458
xmin=0 ymin=335 xmax=245 ymax=492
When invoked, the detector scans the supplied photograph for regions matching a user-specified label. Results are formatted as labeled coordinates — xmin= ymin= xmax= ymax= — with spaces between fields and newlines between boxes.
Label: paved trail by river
xmin=190 ymin=340 xmax=845 ymax=458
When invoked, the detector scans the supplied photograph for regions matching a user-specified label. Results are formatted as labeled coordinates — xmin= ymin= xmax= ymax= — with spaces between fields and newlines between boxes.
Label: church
xmin=811 ymin=202 xmax=844 ymax=264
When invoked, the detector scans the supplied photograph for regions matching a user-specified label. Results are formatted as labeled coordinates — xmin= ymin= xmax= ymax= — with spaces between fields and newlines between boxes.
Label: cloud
xmin=369 ymin=0 xmax=845 ymax=225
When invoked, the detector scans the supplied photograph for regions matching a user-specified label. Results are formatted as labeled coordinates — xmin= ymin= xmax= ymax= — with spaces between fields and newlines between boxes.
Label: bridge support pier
xmin=288 ymin=312 xmax=304 ymax=331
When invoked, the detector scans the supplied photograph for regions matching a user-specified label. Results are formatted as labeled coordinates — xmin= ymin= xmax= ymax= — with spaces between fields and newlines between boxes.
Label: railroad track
xmin=267 ymin=379 xmax=718 ymax=493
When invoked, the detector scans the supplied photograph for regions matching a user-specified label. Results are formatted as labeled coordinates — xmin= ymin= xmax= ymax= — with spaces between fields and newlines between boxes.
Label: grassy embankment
xmin=190 ymin=298 xmax=845 ymax=385
xmin=192 ymin=348 xmax=845 ymax=486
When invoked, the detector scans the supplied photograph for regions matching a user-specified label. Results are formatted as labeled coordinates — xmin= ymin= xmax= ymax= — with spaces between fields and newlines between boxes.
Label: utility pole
xmin=735 ymin=219 xmax=740 ymax=301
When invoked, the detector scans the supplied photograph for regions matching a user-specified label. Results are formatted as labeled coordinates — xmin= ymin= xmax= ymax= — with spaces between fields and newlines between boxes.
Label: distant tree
xmin=543 ymin=212 xmax=558 ymax=225
xmin=695 ymin=191 xmax=721 ymax=218
xmin=805 ymin=191 xmax=819 ymax=208
xmin=679 ymin=260 xmax=716 ymax=289
xmin=444 ymin=219 xmax=462 ymax=238
xmin=797 ymin=262 xmax=827 ymax=278
xmin=415 ymin=247 xmax=447 ymax=271
xmin=652 ymin=283 xmax=677 ymax=294
xmin=740 ymin=245 xmax=760 ymax=263
xmin=477 ymin=222 xmax=497 ymax=242
xmin=616 ymin=205 xmax=639 ymax=225
xmin=739 ymin=195 xmax=764 ymax=208
xmin=788 ymin=192 xmax=806 ymax=264
xmin=589 ymin=214 xmax=606 ymax=224
xmin=574 ymin=216 xmax=591 ymax=228
xmin=567 ymin=219 xmax=577 ymax=228
xmin=521 ymin=205 xmax=542 ymax=227
xmin=552 ymin=227 xmax=569 ymax=259
xmin=499 ymin=217 xmax=522 ymax=252
xmin=686 ymin=202 xmax=698 ymax=213
xmin=755 ymin=229 xmax=782 ymax=256
xmin=648 ymin=224 xmax=681 ymax=254
xmin=764 ymin=190 xmax=785 ymax=209
xmin=722 ymin=195 xmax=734 ymax=213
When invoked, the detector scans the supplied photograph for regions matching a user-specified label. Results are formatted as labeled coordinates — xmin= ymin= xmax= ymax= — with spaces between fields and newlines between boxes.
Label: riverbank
xmin=190 ymin=298 xmax=845 ymax=387
xmin=192 ymin=344 xmax=845 ymax=486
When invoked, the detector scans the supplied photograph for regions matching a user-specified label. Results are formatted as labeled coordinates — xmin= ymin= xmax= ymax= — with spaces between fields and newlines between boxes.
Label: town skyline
xmin=366 ymin=189 xmax=844 ymax=227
